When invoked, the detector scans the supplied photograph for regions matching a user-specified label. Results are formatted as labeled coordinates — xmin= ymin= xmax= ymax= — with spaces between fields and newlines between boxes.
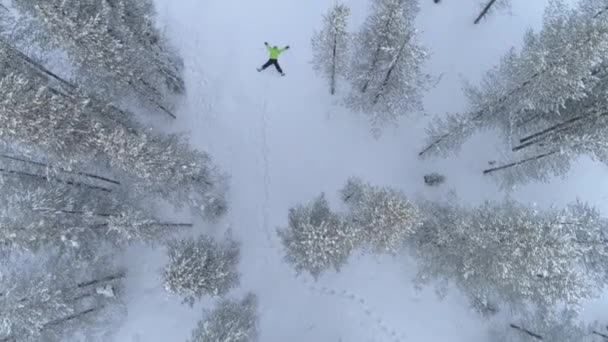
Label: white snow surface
xmin=113 ymin=0 xmax=608 ymax=341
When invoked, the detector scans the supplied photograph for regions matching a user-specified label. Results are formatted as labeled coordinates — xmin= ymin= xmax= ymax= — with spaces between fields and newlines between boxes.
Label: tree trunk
xmin=593 ymin=5 xmax=608 ymax=18
xmin=361 ymin=14 xmax=395 ymax=93
xmin=509 ymin=324 xmax=543 ymax=340
xmin=513 ymin=110 xmax=608 ymax=152
xmin=518 ymin=114 xmax=587 ymax=144
xmin=93 ymin=222 xmax=193 ymax=230
xmin=37 ymin=209 xmax=114 ymax=217
xmin=43 ymin=307 xmax=99 ymax=328
xmin=330 ymin=33 xmax=337 ymax=95
xmin=0 ymin=38 xmax=76 ymax=92
xmin=372 ymin=35 xmax=410 ymax=105
xmin=0 ymin=167 xmax=112 ymax=193
xmin=592 ymin=330 xmax=608 ymax=339
xmin=482 ymin=149 xmax=560 ymax=175
xmin=0 ymin=154 xmax=120 ymax=185
xmin=77 ymin=272 xmax=126 ymax=288
xmin=474 ymin=0 xmax=498 ymax=24
xmin=361 ymin=44 xmax=382 ymax=93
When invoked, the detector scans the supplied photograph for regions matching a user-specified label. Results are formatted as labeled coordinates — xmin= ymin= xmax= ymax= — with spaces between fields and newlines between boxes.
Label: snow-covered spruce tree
xmin=340 ymin=177 xmax=422 ymax=254
xmin=0 ymin=252 xmax=125 ymax=342
xmin=12 ymin=0 xmax=184 ymax=116
xmin=0 ymin=176 xmax=192 ymax=254
xmin=161 ymin=233 xmax=240 ymax=306
xmin=0 ymin=71 xmax=227 ymax=219
xmin=277 ymin=193 xmax=357 ymax=279
xmin=408 ymin=199 xmax=608 ymax=315
xmin=419 ymin=0 xmax=608 ymax=159
xmin=346 ymin=0 xmax=429 ymax=137
xmin=311 ymin=3 xmax=351 ymax=95
xmin=491 ymin=309 xmax=591 ymax=342
xmin=188 ymin=293 xmax=258 ymax=342
xmin=474 ymin=0 xmax=511 ymax=24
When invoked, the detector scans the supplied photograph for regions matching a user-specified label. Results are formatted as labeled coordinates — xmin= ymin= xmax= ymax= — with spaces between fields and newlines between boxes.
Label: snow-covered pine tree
xmin=346 ymin=0 xmax=428 ymax=137
xmin=277 ymin=193 xmax=357 ymax=279
xmin=188 ymin=293 xmax=258 ymax=342
xmin=0 ymin=70 xmax=227 ymax=219
xmin=0 ymin=175 xmax=192 ymax=254
xmin=491 ymin=309 xmax=592 ymax=342
xmin=419 ymin=0 xmax=608 ymax=160
xmin=0 ymin=252 xmax=125 ymax=342
xmin=12 ymin=0 xmax=184 ymax=116
xmin=474 ymin=0 xmax=511 ymax=24
xmin=340 ymin=177 xmax=422 ymax=254
xmin=161 ymin=233 xmax=241 ymax=306
xmin=311 ymin=3 xmax=351 ymax=95
xmin=409 ymin=199 xmax=608 ymax=315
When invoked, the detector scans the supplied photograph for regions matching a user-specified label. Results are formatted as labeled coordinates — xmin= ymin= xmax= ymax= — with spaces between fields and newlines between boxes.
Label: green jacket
xmin=266 ymin=44 xmax=287 ymax=59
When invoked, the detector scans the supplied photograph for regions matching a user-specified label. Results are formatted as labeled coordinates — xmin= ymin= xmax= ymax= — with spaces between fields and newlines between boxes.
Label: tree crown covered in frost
xmin=346 ymin=0 xmax=429 ymax=136
xmin=279 ymin=178 xmax=423 ymax=278
xmin=0 ymin=178 xmax=190 ymax=254
xmin=12 ymin=0 xmax=184 ymax=109
xmin=341 ymin=177 xmax=422 ymax=254
xmin=278 ymin=193 xmax=357 ymax=279
xmin=409 ymin=199 xmax=608 ymax=314
xmin=0 ymin=253 xmax=125 ymax=342
xmin=422 ymin=0 xmax=608 ymax=170
xmin=0 ymin=71 xmax=227 ymax=218
xmin=161 ymin=233 xmax=240 ymax=306
xmin=188 ymin=293 xmax=258 ymax=342
xmin=311 ymin=3 xmax=351 ymax=95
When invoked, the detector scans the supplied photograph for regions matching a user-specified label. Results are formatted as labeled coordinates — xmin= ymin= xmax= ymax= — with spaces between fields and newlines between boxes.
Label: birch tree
xmin=188 ymin=293 xmax=258 ymax=342
xmin=346 ymin=0 xmax=429 ymax=137
xmin=419 ymin=0 xmax=608 ymax=160
xmin=340 ymin=177 xmax=422 ymax=254
xmin=0 ymin=71 xmax=227 ymax=219
xmin=12 ymin=0 xmax=184 ymax=117
xmin=311 ymin=3 xmax=351 ymax=95
xmin=161 ymin=233 xmax=241 ymax=306
xmin=278 ymin=193 xmax=357 ymax=279
xmin=409 ymin=199 xmax=608 ymax=314
xmin=0 ymin=253 xmax=125 ymax=342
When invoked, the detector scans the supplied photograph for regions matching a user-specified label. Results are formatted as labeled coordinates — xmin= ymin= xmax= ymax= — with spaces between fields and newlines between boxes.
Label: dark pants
xmin=260 ymin=59 xmax=283 ymax=73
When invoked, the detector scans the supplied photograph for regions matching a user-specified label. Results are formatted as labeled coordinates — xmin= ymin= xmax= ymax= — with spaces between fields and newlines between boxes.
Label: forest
xmin=0 ymin=0 xmax=607 ymax=341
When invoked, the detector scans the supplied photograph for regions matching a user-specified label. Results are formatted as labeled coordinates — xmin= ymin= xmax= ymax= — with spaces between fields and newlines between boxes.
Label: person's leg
xmin=259 ymin=59 xmax=273 ymax=70
xmin=273 ymin=60 xmax=283 ymax=74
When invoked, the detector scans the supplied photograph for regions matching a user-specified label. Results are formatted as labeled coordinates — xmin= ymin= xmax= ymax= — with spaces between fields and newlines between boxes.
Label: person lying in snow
xmin=257 ymin=42 xmax=289 ymax=76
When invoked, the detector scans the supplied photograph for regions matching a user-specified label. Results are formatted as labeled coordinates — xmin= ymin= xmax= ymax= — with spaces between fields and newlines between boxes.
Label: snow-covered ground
xmin=113 ymin=0 xmax=608 ymax=341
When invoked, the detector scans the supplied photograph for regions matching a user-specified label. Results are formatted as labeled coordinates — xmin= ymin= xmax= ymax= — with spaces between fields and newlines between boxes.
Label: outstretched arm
xmin=264 ymin=42 xmax=272 ymax=52
xmin=278 ymin=45 xmax=290 ymax=53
